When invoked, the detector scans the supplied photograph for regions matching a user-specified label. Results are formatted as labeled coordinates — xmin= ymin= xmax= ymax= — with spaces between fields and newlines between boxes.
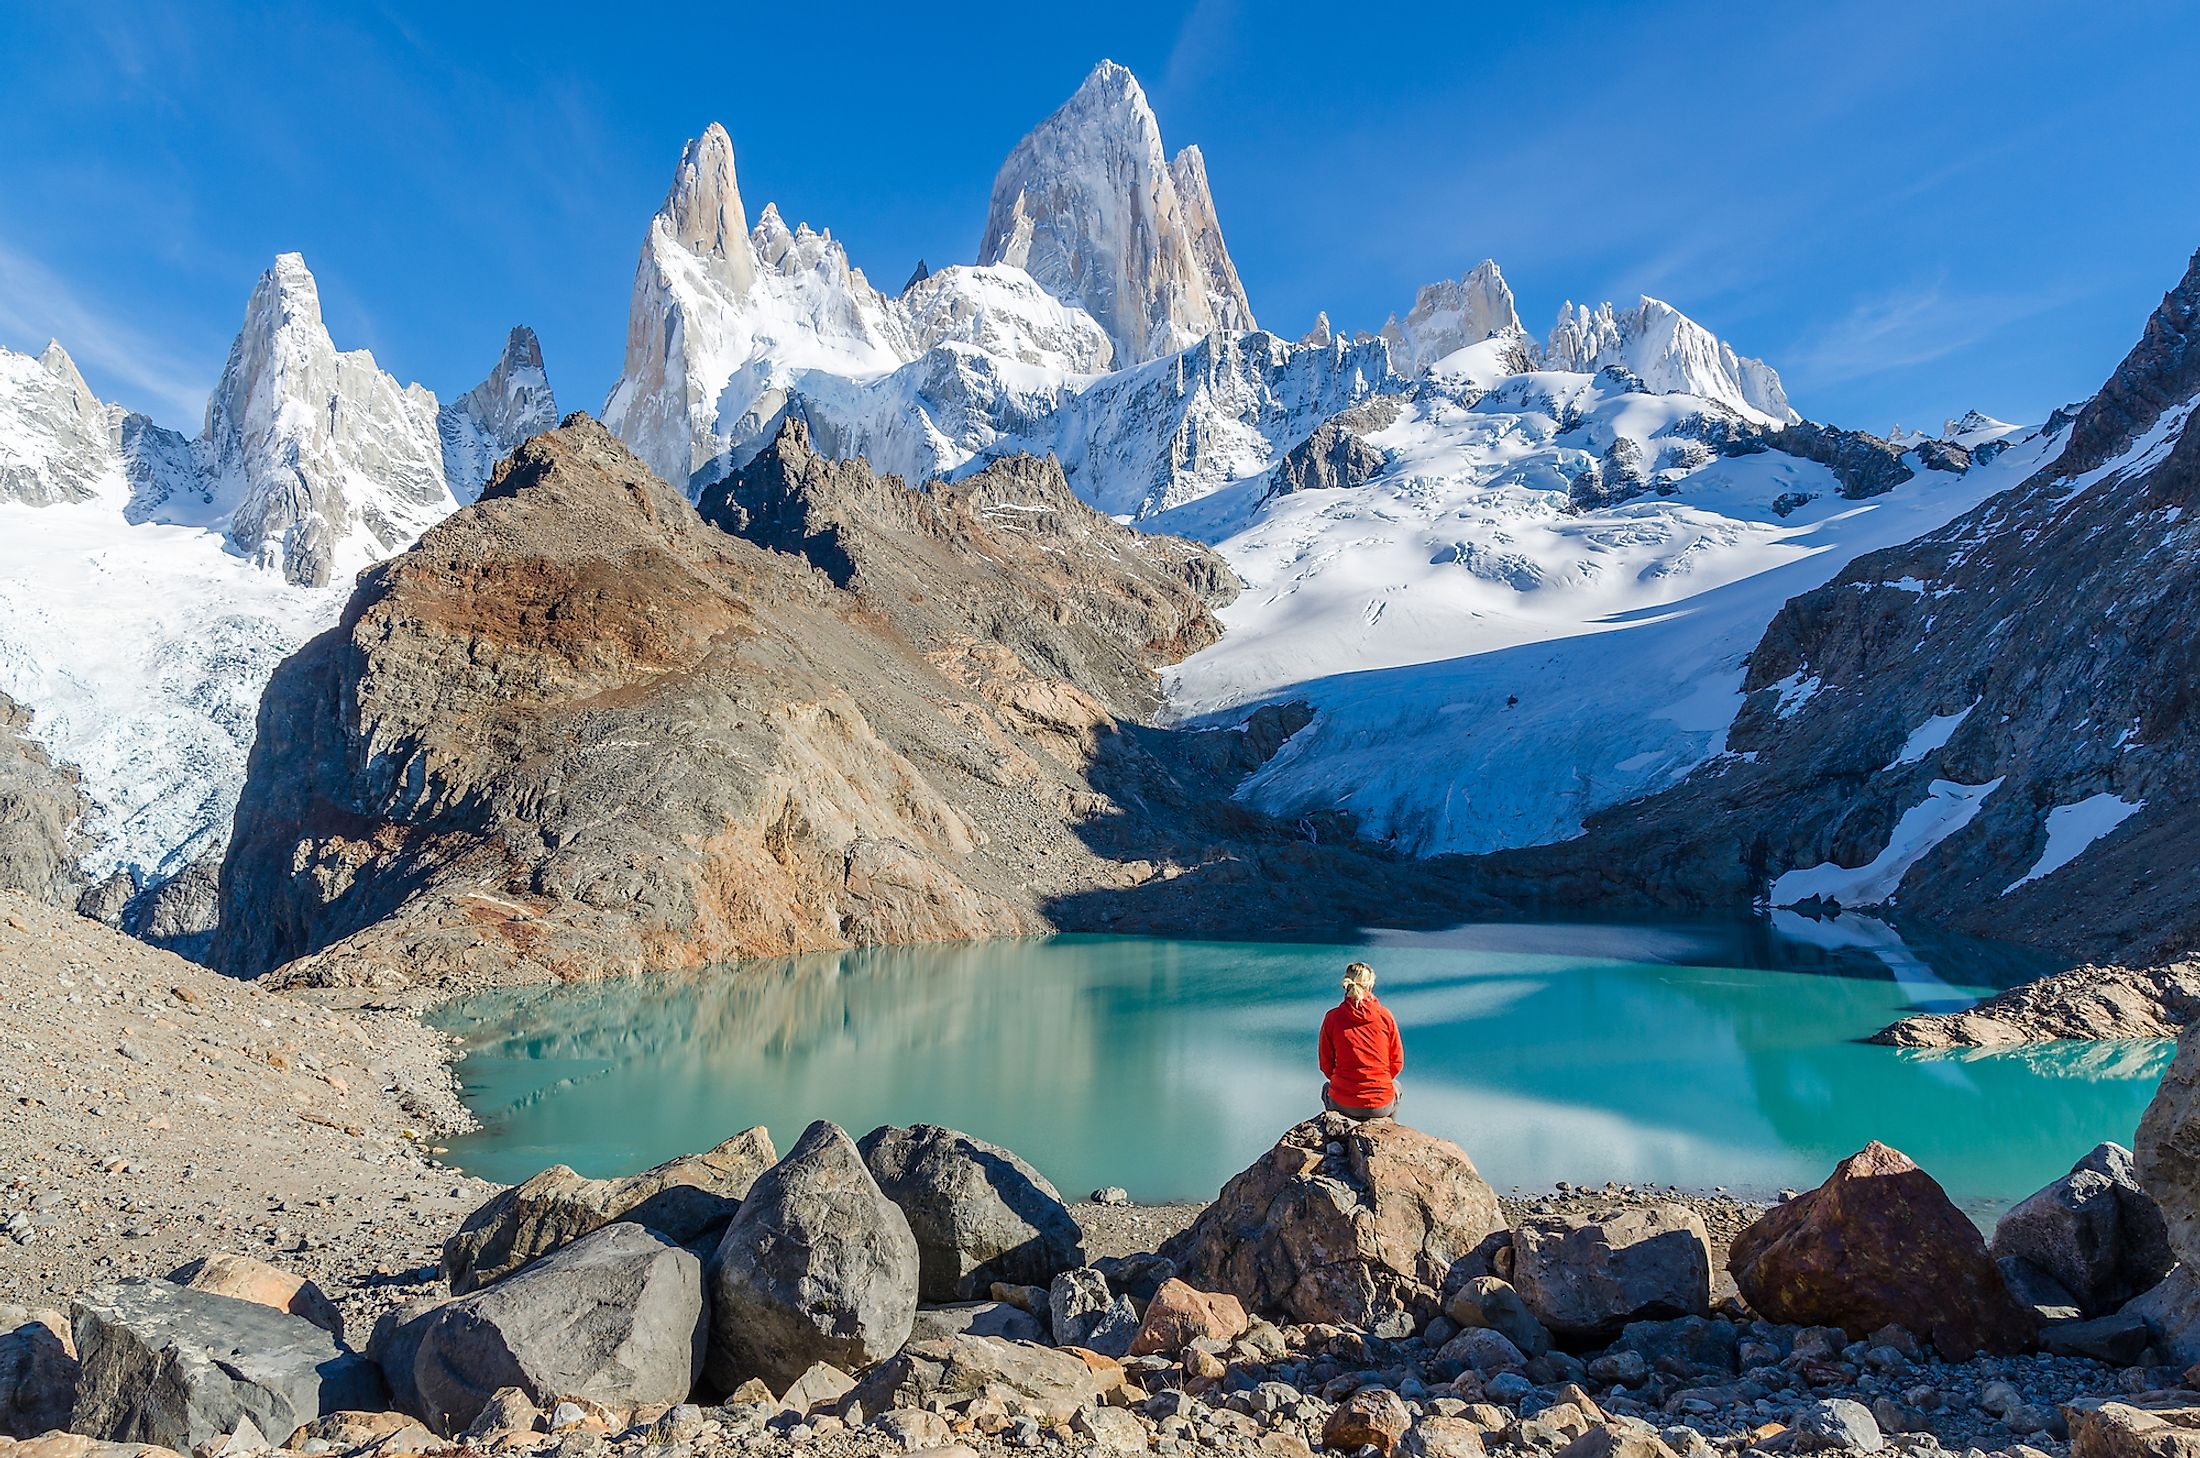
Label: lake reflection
xmin=432 ymin=918 xmax=2166 ymax=1216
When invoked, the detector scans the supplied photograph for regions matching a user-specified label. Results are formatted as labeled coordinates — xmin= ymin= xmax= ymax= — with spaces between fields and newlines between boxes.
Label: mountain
xmin=1379 ymin=261 xmax=1529 ymax=376
xmin=978 ymin=60 xmax=1255 ymax=367
xmin=1471 ymin=247 xmax=2200 ymax=963
xmin=0 ymin=255 xmax=550 ymax=913
xmin=1543 ymin=296 xmax=1797 ymax=426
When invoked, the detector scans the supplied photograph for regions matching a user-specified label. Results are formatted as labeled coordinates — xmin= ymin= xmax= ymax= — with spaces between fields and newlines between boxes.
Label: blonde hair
xmin=1342 ymin=962 xmax=1377 ymax=1003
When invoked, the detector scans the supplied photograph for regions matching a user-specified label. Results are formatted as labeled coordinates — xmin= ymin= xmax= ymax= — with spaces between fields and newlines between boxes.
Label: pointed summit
xmin=1543 ymin=293 xmax=1797 ymax=425
xmin=1301 ymin=312 xmax=1334 ymax=349
xmin=441 ymin=325 xmax=558 ymax=501
xmin=1383 ymin=260 xmax=1525 ymax=374
xmin=979 ymin=59 xmax=1254 ymax=365
xmin=663 ymin=123 xmax=755 ymax=293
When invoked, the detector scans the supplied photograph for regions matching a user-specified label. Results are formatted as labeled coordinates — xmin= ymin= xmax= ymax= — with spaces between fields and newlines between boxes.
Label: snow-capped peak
xmin=1544 ymin=294 xmax=1797 ymax=426
xmin=978 ymin=59 xmax=1255 ymax=366
xmin=1381 ymin=260 xmax=1526 ymax=374
xmin=439 ymin=324 xmax=558 ymax=502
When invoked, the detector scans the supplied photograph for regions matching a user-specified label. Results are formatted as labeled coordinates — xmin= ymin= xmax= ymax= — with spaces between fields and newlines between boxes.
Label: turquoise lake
xmin=430 ymin=916 xmax=2171 ymax=1219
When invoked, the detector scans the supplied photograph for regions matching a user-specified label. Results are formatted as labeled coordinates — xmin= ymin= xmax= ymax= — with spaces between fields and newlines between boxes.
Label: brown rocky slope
xmin=212 ymin=415 xmax=1484 ymax=991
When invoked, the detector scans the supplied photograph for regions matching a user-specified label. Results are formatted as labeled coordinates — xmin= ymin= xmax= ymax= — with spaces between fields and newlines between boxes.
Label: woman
xmin=1319 ymin=961 xmax=1403 ymax=1120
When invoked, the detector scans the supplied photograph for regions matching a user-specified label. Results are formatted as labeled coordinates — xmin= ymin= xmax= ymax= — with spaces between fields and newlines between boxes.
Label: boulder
xmin=461 ymin=1388 xmax=542 ymax=1439
xmin=0 ymin=1438 xmax=191 ymax=1458
xmin=857 ymin=1124 xmax=1085 ymax=1302
xmin=362 ymin=1299 xmax=447 ymax=1422
xmin=168 ymin=1256 xmax=343 ymax=1341
xmin=844 ymin=1335 xmax=1115 ymax=1426
xmin=1554 ymin=1426 xmax=1678 ymax=1458
xmin=2041 ymin=1310 xmax=2152 ymax=1366
xmin=1 ymin=1306 xmax=77 ymax=1439
xmin=2000 ymin=1255 xmax=2083 ymax=1321
xmin=68 ymin=1279 xmax=383 ymax=1451
xmin=1322 ymin=1386 xmax=1412 ymax=1456
xmin=1793 ymin=1398 xmax=1884 ymax=1453
xmin=410 ymin=1221 xmax=704 ymax=1435
xmin=1048 ymin=1269 xmax=1139 ymax=1357
xmin=777 ymin=1362 xmax=853 ymax=1416
xmin=1405 ymin=1416 xmax=1489 ymax=1458
xmin=706 ymin=1120 xmax=918 ymax=1390
xmin=1510 ymin=1206 xmax=1711 ymax=1344
xmin=1611 ymin=1316 xmax=1740 ymax=1378
xmin=907 ymin=1302 xmax=1047 ymax=1345
xmin=1161 ymin=1114 xmax=1507 ymax=1334
xmin=443 ymin=1126 xmax=775 ymax=1293
xmin=2141 ymin=1023 xmax=2200 ymax=1269
xmin=2064 ymin=1396 xmax=2200 ymax=1458
xmin=1992 ymin=1143 xmax=2173 ymax=1316
xmin=1726 ymin=1142 xmax=2036 ymax=1359
xmin=2125 ymin=1266 xmax=2200 ymax=1366
xmin=1128 ymin=1279 xmax=1248 ymax=1357
xmin=1443 ymin=1276 xmax=1552 ymax=1359
xmin=1438 ymin=1328 xmax=1526 ymax=1375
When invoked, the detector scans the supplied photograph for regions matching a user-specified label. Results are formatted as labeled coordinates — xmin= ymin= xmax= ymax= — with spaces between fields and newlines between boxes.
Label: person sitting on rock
xmin=1320 ymin=961 xmax=1402 ymax=1120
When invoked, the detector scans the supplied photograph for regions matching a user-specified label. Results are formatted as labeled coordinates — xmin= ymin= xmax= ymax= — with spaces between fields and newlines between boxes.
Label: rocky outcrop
xmin=1755 ymin=421 xmax=1917 ymax=499
xmin=857 ymin=1124 xmax=1085 ymax=1303
xmin=2138 ymin=1020 xmax=2200 ymax=1273
xmin=0 ymin=693 xmax=88 ymax=908
xmin=978 ymin=61 xmax=1253 ymax=366
xmin=1162 ymin=1114 xmax=1507 ymax=1335
xmin=705 ymin=1121 xmax=918 ymax=1390
xmin=211 ymin=415 xmax=1240 ymax=989
xmin=1509 ymin=1206 xmax=1712 ymax=1343
xmin=1727 ymin=1142 xmax=2035 ymax=1360
xmin=442 ymin=1128 xmax=775 ymax=1293
xmin=409 ymin=1223 xmax=705 ymax=1435
xmin=1380 ymin=263 xmax=1526 ymax=375
xmin=1872 ymin=963 xmax=2200 ymax=1047
xmin=1264 ymin=398 xmax=1404 ymax=501
xmin=1481 ymin=248 xmax=2200 ymax=966
xmin=69 ymin=1280 xmax=383 ymax=1450
xmin=1990 ymin=1144 xmax=2172 ymax=1319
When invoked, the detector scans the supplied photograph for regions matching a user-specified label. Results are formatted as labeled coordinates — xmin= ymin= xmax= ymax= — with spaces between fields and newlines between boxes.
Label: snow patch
xmin=1884 ymin=701 xmax=1976 ymax=770
xmin=1770 ymin=777 xmax=2005 ymax=909
xmin=2002 ymin=793 xmax=2147 ymax=895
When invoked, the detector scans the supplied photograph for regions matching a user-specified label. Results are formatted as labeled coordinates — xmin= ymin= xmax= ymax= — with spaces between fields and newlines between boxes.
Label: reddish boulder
xmin=1127 ymin=1279 xmax=1249 ymax=1357
xmin=1727 ymin=1142 xmax=2035 ymax=1359
xmin=1322 ymin=1386 xmax=1412 ymax=1455
xmin=1162 ymin=1114 xmax=1507 ymax=1335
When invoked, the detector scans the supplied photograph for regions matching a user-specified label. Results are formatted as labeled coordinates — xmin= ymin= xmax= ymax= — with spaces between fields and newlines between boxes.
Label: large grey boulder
xmin=845 ymin=1335 xmax=1115 ymax=1426
xmin=1511 ymin=1205 xmax=1712 ymax=1344
xmin=857 ymin=1123 xmax=1085 ymax=1301
xmin=410 ymin=1221 xmax=704 ymax=1435
xmin=443 ymin=1126 xmax=776 ymax=1293
xmin=1991 ymin=1142 xmax=2173 ymax=1317
xmin=1 ymin=1305 xmax=78 ymax=1438
xmin=69 ymin=1278 xmax=384 ymax=1450
xmin=907 ymin=1302 xmax=1047 ymax=1345
xmin=707 ymin=1120 xmax=918 ymax=1390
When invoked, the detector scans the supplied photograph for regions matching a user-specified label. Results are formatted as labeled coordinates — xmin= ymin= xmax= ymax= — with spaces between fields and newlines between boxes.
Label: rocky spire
xmin=1301 ymin=312 xmax=1334 ymax=349
xmin=1381 ymin=260 xmax=1525 ymax=373
xmin=663 ymin=122 xmax=755 ymax=295
xmin=978 ymin=59 xmax=1255 ymax=366
xmin=440 ymin=325 xmax=558 ymax=502
xmin=1544 ymin=294 xmax=1797 ymax=426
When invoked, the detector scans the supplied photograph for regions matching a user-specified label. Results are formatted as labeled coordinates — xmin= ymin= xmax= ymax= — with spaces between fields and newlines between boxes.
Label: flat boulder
xmin=1161 ymin=1114 xmax=1507 ymax=1334
xmin=1128 ymin=1279 xmax=1248 ymax=1357
xmin=69 ymin=1279 xmax=383 ymax=1451
xmin=1511 ymin=1205 xmax=1711 ymax=1344
xmin=168 ymin=1256 xmax=343 ymax=1341
xmin=442 ymin=1126 xmax=775 ymax=1294
xmin=707 ymin=1120 xmax=918 ymax=1390
xmin=1727 ymin=1141 xmax=2035 ymax=1359
xmin=1 ymin=1306 xmax=78 ymax=1439
xmin=2064 ymin=1396 xmax=2200 ymax=1458
xmin=844 ymin=1335 xmax=1114 ymax=1426
xmin=907 ymin=1302 xmax=1046 ymax=1345
xmin=409 ymin=1221 xmax=704 ymax=1435
xmin=858 ymin=1124 xmax=1085 ymax=1302
xmin=1992 ymin=1143 xmax=2172 ymax=1317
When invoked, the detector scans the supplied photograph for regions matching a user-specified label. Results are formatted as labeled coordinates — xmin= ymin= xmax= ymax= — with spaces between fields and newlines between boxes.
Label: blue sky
xmin=3 ymin=2 xmax=2196 ymax=436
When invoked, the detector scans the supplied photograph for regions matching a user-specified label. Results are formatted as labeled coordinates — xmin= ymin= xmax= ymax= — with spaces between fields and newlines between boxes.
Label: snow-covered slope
xmin=1543 ymin=296 xmax=1797 ymax=427
xmin=0 ymin=266 xmax=551 ymax=890
xmin=978 ymin=60 xmax=1254 ymax=366
xmin=1160 ymin=369 xmax=2052 ymax=856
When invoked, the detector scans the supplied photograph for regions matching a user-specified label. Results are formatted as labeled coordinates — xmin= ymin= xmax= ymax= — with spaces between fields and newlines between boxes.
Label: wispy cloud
xmin=0 ymin=238 xmax=213 ymax=425
xmin=1779 ymin=277 xmax=2065 ymax=393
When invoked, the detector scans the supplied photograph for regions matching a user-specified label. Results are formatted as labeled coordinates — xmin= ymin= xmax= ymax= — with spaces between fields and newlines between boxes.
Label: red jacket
xmin=1319 ymin=994 xmax=1403 ymax=1108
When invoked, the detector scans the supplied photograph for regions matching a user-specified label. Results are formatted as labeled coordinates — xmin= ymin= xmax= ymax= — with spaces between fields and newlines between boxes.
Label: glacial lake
xmin=430 ymin=916 xmax=2172 ymax=1219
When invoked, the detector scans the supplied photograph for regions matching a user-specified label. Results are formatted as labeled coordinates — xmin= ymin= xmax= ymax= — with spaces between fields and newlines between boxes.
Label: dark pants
xmin=1323 ymin=1082 xmax=1396 ymax=1121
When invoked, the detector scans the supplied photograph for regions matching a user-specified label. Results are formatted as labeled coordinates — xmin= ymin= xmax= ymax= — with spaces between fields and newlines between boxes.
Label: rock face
xmin=439 ymin=326 xmax=557 ymax=504
xmin=1264 ymin=405 xmax=1396 ymax=501
xmin=856 ymin=1124 xmax=1086 ymax=1302
xmin=409 ymin=1223 xmax=705 ymax=1436
xmin=0 ymin=1306 xmax=76 ymax=1439
xmin=1162 ymin=1114 xmax=1508 ymax=1334
xmin=1380 ymin=262 xmax=1525 ymax=375
xmin=0 ymin=693 xmax=88 ymax=908
xmin=1990 ymin=1143 xmax=2172 ymax=1317
xmin=2138 ymin=1020 xmax=2200 ymax=1274
xmin=1509 ymin=1206 xmax=1712 ymax=1343
xmin=442 ymin=1127 xmax=776 ymax=1294
xmin=69 ymin=1279 xmax=383 ymax=1450
xmin=1483 ymin=248 xmax=2200 ymax=965
xmin=1873 ymin=963 xmax=2200 ymax=1047
xmin=978 ymin=60 xmax=1253 ymax=366
xmin=706 ymin=1121 xmax=918 ymax=1390
xmin=211 ymin=415 xmax=1235 ymax=988
xmin=1726 ymin=1142 xmax=2035 ymax=1359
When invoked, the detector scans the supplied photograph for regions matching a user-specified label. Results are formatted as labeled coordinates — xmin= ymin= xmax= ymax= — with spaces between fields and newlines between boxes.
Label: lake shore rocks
xmin=1871 ymin=962 xmax=2200 ymax=1047
xmin=1727 ymin=1141 xmax=2037 ymax=1360
xmin=1162 ymin=1114 xmax=1507 ymax=1334
xmin=857 ymin=1123 xmax=1086 ymax=1302
xmin=1990 ymin=1143 xmax=2172 ymax=1319
xmin=441 ymin=1126 xmax=776 ymax=1294
xmin=706 ymin=1121 xmax=919 ymax=1391
xmin=1510 ymin=1206 xmax=1713 ymax=1344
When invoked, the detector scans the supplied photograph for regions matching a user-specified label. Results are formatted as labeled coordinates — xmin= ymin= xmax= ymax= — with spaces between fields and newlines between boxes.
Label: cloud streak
xmin=0 ymin=238 xmax=213 ymax=425
xmin=1779 ymin=278 xmax=2065 ymax=394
